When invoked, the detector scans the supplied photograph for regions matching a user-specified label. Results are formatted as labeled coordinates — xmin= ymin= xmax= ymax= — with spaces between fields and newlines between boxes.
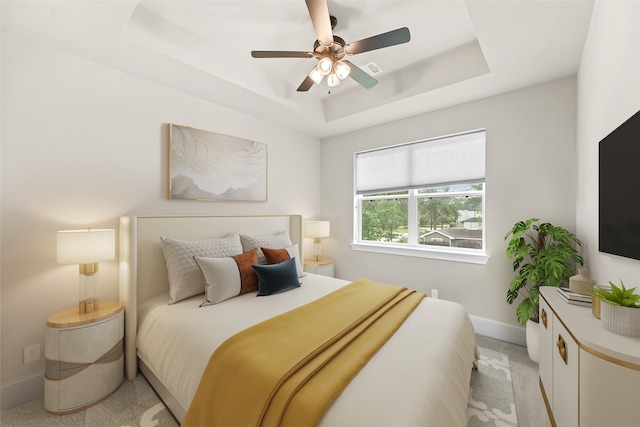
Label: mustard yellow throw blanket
xmin=182 ymin=278 xmax=425 ymax=427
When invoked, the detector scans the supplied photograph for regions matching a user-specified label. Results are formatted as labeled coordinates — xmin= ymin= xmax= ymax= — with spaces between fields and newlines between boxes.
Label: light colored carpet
xmin=0 ymin=374 xmax=178 ymax=427
xmin=1 ymin=335 xmax=549 ymax=426
xmin=475 ymin=335 xmax=552 ymax=427
xmin=468 ymin=346 xmax=518 ymax=426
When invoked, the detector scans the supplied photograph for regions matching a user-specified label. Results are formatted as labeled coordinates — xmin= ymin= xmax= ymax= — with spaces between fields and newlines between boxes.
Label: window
xmin=353 ymin=130 xmax=488 ymax=264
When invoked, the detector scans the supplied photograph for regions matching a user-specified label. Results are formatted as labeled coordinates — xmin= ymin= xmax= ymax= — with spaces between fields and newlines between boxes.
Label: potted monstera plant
xmin=505 ymin=218 xmax=583 ymax=362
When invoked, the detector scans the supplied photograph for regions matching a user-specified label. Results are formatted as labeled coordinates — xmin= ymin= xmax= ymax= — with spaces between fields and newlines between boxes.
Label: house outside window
xmin=352 ymin=130 xmax=488 ymax=264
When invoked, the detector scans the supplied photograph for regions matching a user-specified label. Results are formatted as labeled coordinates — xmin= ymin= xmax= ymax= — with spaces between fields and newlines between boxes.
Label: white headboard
xmin=118 ymin=214 xmax=303 ymax=379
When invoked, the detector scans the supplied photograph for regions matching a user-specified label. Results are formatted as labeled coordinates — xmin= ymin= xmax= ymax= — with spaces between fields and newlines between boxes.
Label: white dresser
xmin=44 ymin=302 xmax=124 ymax=414
xmin=539 ymin=287 xmax=640 ymax=427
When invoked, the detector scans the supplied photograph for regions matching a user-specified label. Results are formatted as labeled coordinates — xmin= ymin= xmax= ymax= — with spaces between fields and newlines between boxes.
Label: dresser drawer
xmin=45 ymin=313 xmax=123 ymax=363
xmin=551 ymin=317 xmax=578 ymax=427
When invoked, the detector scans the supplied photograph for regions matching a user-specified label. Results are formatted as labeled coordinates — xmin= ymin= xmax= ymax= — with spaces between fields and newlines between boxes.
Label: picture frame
xmin=169 ymin=124 xmax=267 ymax=201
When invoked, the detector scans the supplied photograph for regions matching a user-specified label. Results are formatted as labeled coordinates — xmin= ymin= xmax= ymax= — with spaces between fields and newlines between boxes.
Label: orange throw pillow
xmin=233 ymin=248 xmax=259 ymax=294
xmin=261 ymin=247 xmax=291 ymax=264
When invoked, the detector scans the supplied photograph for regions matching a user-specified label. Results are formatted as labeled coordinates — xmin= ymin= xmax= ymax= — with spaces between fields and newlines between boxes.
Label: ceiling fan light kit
xmin=250 ymin=0 xmax=411 ymax=94
xmin=310 ymin=57 xmax=350 ymax=87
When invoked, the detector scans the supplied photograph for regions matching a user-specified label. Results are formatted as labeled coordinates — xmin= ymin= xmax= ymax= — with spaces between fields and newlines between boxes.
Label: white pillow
xmin=193 ymin=257 xmax=242 ymax=304
xmin=160 ymin=232 xmax=243 ymax=304
xmin=285 ymin=244 xmax=305 ymax=278
xmin=194 ymin=248 xmax=259 ymax=304
xmin=261 ymin=243 xmax=306 ymax=278
xmin=240 ymin=232 xmax=293 ymax=264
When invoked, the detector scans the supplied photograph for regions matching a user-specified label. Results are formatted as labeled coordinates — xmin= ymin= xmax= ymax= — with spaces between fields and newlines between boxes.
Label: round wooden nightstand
xmin=303 ymin=258 xmax=334 ymax=277
xmin=44 ymin=301 xmax=124 ymax=414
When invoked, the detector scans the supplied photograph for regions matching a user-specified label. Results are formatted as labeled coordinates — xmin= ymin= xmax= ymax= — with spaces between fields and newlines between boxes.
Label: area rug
xmin=467 ymin=346 xmax=518 ymax=426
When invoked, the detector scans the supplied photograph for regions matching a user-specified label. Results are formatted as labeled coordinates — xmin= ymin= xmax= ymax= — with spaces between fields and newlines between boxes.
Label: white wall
xmin=576 ymin=1 xmax=640 ymax=289
xmin=0 ymin=34 xmax=321 ymax=409
xmin=320 ymin=77 xmax=578 ymax=330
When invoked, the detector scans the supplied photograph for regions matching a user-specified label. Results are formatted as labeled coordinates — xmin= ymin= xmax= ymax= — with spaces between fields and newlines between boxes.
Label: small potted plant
xmin=505 ymin=218 xmax=583 ymax=362
xmin=592 ymin=280 xmax=640 ymax=337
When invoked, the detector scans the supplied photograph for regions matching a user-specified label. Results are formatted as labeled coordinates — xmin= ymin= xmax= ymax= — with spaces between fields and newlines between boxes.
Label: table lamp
xmin=57 ymin=228 xmax=115 ymax=313
xmin=304 ymin=221 xmax=330 ymax=261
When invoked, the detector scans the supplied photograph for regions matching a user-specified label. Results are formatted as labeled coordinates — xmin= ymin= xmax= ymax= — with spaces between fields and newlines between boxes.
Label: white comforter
xmin=137 ymin=274 xmax=476 ymax=426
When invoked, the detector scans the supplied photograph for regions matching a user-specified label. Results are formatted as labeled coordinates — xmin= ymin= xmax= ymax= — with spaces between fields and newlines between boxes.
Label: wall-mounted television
xmin=599 ymin=109 xmax=640 ymax=260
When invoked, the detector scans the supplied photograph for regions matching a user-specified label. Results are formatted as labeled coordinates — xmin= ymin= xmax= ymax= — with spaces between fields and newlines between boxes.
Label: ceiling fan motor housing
xmin=313 ymin=35 xmax=346 ymax=59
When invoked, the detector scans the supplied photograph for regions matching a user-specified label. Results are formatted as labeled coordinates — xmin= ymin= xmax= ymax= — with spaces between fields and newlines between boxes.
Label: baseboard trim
xmin=469 ymin=314 xmax=526 ymax=346
xmin=1 ymin=371 xmax=44 ymax=412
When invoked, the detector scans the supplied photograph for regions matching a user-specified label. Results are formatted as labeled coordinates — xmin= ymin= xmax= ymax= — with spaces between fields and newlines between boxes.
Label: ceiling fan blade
xmin=305 ymin=0 xmax=333 ymax=47
xmin=344 ymin=27 xmax=411 ymax=55
xmin=297 ymin=75 xmax=315 ymax=92
xmin=251 ymin=51 xmax=313 ymax=59
xmin=343 ymin=60 xmax=378 ymax=89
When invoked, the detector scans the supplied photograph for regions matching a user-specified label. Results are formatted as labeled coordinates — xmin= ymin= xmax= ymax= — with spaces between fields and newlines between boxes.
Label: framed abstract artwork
xmin=169 ymin=124 xmax=267 ymax=201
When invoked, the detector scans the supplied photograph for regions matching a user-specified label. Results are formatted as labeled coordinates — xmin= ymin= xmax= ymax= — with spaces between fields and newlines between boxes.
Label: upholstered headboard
xmin=118 ymin=214 xmax=303 ymax=379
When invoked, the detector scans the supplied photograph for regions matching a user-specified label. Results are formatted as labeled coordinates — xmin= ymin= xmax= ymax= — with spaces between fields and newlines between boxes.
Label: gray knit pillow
xmin=239 ymin=232 xmax=293 ymax=264
xmin=161 ymin=232 xmax=243 ymax=304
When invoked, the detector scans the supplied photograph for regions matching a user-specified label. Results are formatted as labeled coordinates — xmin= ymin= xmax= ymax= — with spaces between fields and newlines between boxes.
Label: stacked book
xmin=556 ymin=287 xmax=592 ymax=306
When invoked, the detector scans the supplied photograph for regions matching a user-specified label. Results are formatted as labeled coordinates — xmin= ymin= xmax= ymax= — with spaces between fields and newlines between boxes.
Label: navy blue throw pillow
xmin=252 ymin=257 xmax=301 ymax=296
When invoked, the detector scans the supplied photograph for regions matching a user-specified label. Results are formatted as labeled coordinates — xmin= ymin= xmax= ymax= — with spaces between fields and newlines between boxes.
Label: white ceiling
xmin=1 ymin=0 xmax=594 ymax=139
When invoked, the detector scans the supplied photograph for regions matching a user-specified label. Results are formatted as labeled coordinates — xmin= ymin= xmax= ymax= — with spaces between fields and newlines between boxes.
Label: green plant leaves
xmin=505 ymin=218 xmax=583 ymax=324
xmin=592 ymin=279 xmax=640 ymax=308
xmin=516 ymin=298 xmax=535 ymax=326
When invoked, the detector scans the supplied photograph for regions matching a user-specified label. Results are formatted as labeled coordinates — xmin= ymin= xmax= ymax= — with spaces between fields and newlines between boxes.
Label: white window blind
xmin=355 ymin=130 xmax=486 ymax=194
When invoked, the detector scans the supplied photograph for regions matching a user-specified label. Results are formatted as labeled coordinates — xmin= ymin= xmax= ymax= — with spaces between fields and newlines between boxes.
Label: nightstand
xmin=44 ymin=301 xmax=124 ymax=414
xmin=304 ymin=258 xmax=334 ymax=277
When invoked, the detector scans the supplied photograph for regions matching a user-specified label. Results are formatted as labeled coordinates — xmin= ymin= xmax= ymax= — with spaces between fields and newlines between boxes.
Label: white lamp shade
xmin=326 ymin=73 xmax=341 ymax=87
xmin=335 ymin=61 xmax=351 ymax=80
xmin=309 ymin=66 xmax=323 ymax=84
xmin=304 ymin=221 xmax=330 ymax=239
xmin=317 ymin=57 xmax=333 ymax=75
xmin=57 ymin=229 xmax=115 ymax=264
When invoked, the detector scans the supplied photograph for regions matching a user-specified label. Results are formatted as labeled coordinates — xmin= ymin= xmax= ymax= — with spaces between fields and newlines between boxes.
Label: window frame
xmin=352 ymin=131 xmax=489 ymax=265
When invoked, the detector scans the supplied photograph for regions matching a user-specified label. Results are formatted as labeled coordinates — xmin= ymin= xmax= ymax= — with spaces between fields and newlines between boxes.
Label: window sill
xmin=350 ymin=242 xmax=490 ymax=265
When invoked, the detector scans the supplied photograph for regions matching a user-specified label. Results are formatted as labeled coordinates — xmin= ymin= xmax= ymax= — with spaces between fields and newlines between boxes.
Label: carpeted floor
xmin=468 ymin=346 xmax=518 ymax=426
xmin=1 ymin=374 xmax=178 ymax=427
xmin=476 ymin=335 xmax=551 ymax=427
xmin=1 ymin=335 xmax=550 ymax=427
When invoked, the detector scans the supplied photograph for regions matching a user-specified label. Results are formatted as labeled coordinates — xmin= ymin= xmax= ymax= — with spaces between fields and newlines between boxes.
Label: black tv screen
xmin=599 ymin=109 xmax=640 ymax=260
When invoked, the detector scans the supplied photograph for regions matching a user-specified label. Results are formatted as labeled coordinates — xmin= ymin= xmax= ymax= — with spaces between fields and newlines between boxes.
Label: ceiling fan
xmin=251 ymin=0 xmax=411 ymax=93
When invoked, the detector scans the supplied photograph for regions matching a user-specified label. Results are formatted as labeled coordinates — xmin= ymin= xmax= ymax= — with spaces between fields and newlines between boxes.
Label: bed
xmin=119 ymin=214 xmax=477 ymax=426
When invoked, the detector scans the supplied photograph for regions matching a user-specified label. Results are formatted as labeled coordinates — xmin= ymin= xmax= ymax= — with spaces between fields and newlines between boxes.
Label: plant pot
xmin=600 ymin=301 xmax=640 ymax=337
xmin=592 ymin=295 xmax=601 ymax=318
xmin=525 ymin=319 xmax=540 ymax=363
